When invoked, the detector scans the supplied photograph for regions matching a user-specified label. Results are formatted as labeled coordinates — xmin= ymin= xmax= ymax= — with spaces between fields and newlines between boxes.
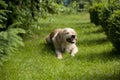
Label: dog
xmin=46 ymin=28 xmax=78 ymax=59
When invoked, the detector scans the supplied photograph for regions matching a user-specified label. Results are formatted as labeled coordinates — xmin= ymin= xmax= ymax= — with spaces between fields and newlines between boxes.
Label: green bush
xmin=101 ymin=2 xmax=120 ymax=23
xmin=0 ymin=0 xmax=43 ymax=66
xmin=0 ymin=0 xmax=10 ymax=30
xmin=0 ymin=28 xmax=25 ymax=56
xmin=47 ymin=2 xmax=67 ymax=14
xmin=0 ymin=0 xmax=27 ymax=66
xmin=89 ymin=3 xmax=105 ymax=25
xmin=100 ymin=3 xmax=120 ymax=50
xmin=103 ymin=10 xmax=120 ymax=50
xmin=89 ymin=2 xmax=120 ymax=51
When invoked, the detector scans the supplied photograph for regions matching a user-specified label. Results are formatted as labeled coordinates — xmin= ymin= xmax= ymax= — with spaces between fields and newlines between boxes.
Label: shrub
xmin=89 ymin=2 xmax=120 ymax=51
xmin=0 ymin=0 xmax=36 ymax=66
xmin=100 ymin=3 xmax=120 ymax=50
xmin=101 ymin=2 xmax=120 ymax=25
xmin=103 ymin=10 xmax=120 ymax=50
xmin=0 ymin=28 xmax=25 ymax=66
xmin=89 ymin=3 xmax=105 ymax=25
xmin=47 ymin=2 xmax=67 ymax=14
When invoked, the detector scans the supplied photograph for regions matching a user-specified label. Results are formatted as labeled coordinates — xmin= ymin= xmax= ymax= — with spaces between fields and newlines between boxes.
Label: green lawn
xmin=0 ymin=12 xmax=120 ymax=80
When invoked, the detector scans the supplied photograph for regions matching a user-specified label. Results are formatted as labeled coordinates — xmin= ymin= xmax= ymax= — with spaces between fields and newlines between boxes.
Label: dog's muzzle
xmin=66 ymin=35 xmax=76 ymax=43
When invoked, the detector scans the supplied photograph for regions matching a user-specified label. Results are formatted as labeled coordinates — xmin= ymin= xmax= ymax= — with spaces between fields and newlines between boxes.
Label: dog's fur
xmin=46 ymin=28 xmax=78 ymax=59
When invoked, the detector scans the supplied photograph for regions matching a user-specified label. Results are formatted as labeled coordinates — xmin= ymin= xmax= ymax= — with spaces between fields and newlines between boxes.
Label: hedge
xmin=89 ymin=2 xmax=120 ymax=51
xmin=89 ymin=3 xmax=105 ymax=25
xmin=104 ymin=10 xmax=120 ymax=50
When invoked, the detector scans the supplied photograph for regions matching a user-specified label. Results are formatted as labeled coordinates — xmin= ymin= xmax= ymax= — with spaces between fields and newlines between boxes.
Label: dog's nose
xmin=71 ymin=35 xmax=75 ymax=38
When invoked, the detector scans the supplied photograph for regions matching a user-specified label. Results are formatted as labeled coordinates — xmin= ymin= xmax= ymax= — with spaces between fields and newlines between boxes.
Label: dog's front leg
xmin=53 ymin=43 xmax=63 ymax=59
xmin=55 ymin=50 xmax=63 ymax=59
xmin=71 ymin=46 xmax=78 ymax=57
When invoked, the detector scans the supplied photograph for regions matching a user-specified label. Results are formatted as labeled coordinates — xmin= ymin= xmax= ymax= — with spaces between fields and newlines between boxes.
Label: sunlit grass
xmin=0 ymin=12 xmax=120 ymax=80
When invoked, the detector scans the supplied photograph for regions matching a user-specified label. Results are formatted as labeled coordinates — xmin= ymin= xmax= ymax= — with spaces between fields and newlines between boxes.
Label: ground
xmin=0 ymin=12 xmax=120 ymax=80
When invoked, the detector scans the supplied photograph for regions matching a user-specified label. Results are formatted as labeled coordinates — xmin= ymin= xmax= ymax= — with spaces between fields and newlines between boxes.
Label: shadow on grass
xmin=39 ymin=42 xmax=56 ymax=56
xmin=77 ymin=23 xmax=92 ymax=29
xmin=91 ymin=28 xmax=103 ymax=34
xmin=84 ymin=27 xmax=104 ymax=35
xmin=76 ymin=49 xmax=120 ymax=62
xmin=98 ymin=74 xmax=120 ymax=80
xmin=79 ymin=37 xmax=108 ymax=46
xmin=77 ymin=22 xmax=103 ymax=34
xmin=83 ymin=73 xmax=120 ymax=80
xmin=77 ymin=73 xmax=120 ymax=80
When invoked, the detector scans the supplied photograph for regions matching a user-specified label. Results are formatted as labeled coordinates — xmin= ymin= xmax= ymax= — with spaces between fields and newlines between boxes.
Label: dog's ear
xmin=57 ymin=29 xmax=64 ymax=40
xmin=57 ymin=31 xmax=62 ymax=38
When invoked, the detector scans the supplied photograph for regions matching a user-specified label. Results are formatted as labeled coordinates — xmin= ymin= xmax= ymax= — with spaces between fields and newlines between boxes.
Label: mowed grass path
xmin=0 ymin=13 xmax=120 ymax=80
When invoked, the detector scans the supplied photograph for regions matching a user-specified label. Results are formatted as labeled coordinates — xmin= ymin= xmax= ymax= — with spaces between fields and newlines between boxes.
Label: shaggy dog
xmin=46 ymin=28 xmax=78 ymax=59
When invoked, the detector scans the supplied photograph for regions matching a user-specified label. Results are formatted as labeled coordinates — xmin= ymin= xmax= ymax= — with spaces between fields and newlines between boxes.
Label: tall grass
xmin=0 ymin=13 xmax=120 ymax=80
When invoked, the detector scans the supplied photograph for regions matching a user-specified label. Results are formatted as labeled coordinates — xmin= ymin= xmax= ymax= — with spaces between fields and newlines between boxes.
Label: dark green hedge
xmin=89 ymin=3 xmax=120 ymax=51
xmin=104 ymin=10 xmax=120 ymax=50
xmin=89 ymin=3 xmax=105 ymax=25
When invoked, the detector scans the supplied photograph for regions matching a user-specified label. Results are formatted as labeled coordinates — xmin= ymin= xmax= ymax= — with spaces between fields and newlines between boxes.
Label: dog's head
xmin=62 ymin=28 xmax=77 ymax=44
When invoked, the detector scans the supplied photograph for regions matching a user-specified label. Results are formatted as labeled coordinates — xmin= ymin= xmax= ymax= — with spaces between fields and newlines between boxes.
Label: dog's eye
xmin=65 ymin=32 xmax=69 ymax=34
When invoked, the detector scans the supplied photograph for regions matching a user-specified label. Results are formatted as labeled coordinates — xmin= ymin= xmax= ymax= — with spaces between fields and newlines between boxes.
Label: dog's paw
xmin=57 ymin=55 xmax=63 ymax=59
xmin=71 ymin=54 xmax=75 ymax=57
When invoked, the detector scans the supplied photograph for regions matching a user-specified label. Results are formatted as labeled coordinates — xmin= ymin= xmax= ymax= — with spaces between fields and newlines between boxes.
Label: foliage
xmin=0 ymin=0 xmax=30 ymax=66
xmin=0 ymin=28 xmax=25 ymax=65
xmin=89 ymin=1 xmax=120 ymax=51
xmin=45 ymin=2 xmax=67 ymax=14
xmin=4 ymin=0 xmax=41 ymax=30
xmin=0 ymin=0 xmax=10 ymax=30
xmin=40 ymin=0 xmax=77 ymax=15
xmin=101 ymin=5 xmax=120 ymax=50
xmin=107 ymin=10 xmax=120 ymax=50
xmin=89 ymin=3 xmax=105 ymax=25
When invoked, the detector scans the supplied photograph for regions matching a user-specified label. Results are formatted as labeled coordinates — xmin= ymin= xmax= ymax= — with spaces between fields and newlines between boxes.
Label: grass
xmin=0 ymin=12 xmax=120 ymax=80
